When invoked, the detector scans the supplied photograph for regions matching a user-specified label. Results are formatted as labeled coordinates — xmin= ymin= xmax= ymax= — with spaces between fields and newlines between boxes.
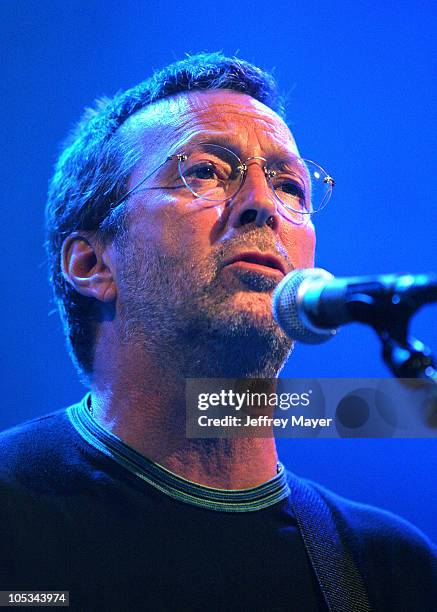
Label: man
xmin=0 ymin=53 xmax=435 ymax=611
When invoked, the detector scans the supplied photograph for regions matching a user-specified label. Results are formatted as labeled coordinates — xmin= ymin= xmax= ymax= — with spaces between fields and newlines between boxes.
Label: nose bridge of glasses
xmin=239 ymin=156 xmax=279 ymax=200
xmin=240 ymin=156 xmax=272 ymax=181
xmin=233 ymin=156 xmax=282 ymax=231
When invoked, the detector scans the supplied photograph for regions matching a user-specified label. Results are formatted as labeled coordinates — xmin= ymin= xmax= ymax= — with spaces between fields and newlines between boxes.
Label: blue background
xmin=1 ymin=1 xmax=436 ymax=540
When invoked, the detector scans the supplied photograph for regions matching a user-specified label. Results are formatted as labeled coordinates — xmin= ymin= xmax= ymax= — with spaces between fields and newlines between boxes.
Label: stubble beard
xmin=117 ymin=235 xmax=294 ymax=380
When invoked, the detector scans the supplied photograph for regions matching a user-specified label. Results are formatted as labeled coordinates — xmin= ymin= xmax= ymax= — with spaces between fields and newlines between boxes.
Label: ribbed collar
xmin=67 ymin=394 xmax=290 ymax=513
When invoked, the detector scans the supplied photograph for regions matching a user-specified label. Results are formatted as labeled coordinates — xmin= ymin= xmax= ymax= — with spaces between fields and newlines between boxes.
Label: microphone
xmin=272 ymin=268 xmax=437 ymax=344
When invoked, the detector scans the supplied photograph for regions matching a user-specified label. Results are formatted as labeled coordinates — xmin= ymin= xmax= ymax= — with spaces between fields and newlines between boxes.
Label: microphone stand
xmin=380 ymin=333 xmax=437 ymax=430
xmin=380 ymin=334 xmax=436 ymax=382
xmin=346 ymin=292 xmax=437 ymax=427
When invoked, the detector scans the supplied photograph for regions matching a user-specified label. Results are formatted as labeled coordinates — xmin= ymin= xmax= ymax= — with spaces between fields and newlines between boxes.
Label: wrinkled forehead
xmin=120 ymin=90 xmax=299 ymax=166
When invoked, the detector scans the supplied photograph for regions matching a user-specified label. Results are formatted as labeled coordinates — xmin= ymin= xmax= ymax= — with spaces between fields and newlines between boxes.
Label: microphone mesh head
xmin=272 ymin=268 xmax=335 ymax=344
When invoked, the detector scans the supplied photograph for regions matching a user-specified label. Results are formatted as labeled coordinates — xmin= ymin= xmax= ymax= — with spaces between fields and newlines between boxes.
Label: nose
xmin=227 ymin=159 xmax=280 ymax=231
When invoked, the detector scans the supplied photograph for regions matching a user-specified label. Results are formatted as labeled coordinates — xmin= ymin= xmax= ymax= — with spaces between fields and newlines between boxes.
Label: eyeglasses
xmin=112 ymin=143 xmax=335 ymax=225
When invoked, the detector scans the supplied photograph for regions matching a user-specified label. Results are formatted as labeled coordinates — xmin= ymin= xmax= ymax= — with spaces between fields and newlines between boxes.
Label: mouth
xmin=222 ymin=251 xmax=287 ymax=277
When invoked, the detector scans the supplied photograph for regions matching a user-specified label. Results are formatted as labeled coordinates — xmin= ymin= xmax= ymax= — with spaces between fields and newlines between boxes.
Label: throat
xmin=158 ymin=438 xmax=279 ymax=489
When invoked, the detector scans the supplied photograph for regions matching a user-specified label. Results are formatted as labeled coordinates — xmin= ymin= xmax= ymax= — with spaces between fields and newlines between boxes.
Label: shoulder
xmin=0 ymin=409 xmax=70 ymax=457
xmin=306 ymin=477 xmax=436 ymax=553
xmin=288 ymin=472 xmax=437 ymax=610
xmin=291 ymin=473 xmax=437 ymax=608
xmin=0 ymin=405 xmax=82 ymax=487
xmin=286 ymin=469 xmax=436 ymax=568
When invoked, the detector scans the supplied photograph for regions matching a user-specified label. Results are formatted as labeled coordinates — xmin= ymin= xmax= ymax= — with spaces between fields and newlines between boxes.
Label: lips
xmin=222 ymin=251 xmax=287 ymax=276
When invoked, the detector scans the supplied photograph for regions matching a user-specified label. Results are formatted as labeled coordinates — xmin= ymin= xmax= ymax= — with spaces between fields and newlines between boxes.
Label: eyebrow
xmin=173 ymin=132 xmax=301 ymax=166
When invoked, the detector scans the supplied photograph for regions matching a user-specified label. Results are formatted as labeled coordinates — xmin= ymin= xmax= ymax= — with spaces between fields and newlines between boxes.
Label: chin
xmin=191 ymin=287 xmax=284 ymax=339
xmin=208 ymin=300 xmax=291 ymax=352
xmin=222 ymin=290 xmax=278 ymax=325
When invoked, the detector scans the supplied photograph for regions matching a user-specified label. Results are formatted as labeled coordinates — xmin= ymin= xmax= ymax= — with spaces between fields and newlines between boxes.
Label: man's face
xmin=112 ymin=90 xmax=316 ymax=375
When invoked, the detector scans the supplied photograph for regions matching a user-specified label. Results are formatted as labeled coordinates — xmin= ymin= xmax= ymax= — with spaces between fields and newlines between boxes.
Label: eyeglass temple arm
xmin=111 ymin=158 xmax=170 ymax=209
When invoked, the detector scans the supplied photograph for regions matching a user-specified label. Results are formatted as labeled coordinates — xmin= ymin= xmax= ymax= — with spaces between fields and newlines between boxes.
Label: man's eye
xmin=185 ymin=162 xmax=219 ymax=180
xmin=277 ymin=180 xmax=305 ymax=200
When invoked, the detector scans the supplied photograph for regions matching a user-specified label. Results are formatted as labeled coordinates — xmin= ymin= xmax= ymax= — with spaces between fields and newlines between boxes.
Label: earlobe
xmin=61 ymin=232 xmax=117 ymax=303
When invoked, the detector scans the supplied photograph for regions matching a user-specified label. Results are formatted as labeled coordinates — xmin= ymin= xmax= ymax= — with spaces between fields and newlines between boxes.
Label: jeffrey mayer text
xmin=198 ymin=415 xmax=333 ymax=428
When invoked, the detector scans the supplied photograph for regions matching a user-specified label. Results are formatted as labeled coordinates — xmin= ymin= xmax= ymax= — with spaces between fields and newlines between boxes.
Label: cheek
xmin=282 ymin=223 xmax=316 ymax=269
xmin=128 ymin=195 xmax=221 ymax=259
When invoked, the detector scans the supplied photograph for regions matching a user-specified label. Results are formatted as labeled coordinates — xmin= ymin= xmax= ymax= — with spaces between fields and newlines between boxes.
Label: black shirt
xmin=0 ymin=398 xmax=327 ymax=611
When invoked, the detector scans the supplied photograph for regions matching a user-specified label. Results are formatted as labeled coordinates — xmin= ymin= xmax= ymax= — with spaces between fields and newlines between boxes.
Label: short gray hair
xmin=45 ymin=52 xmax=285 ymax=382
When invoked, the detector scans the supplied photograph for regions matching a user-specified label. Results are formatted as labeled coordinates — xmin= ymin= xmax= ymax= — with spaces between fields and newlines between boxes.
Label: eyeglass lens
xmin=177 ymin=144 xmax=333 ymax=224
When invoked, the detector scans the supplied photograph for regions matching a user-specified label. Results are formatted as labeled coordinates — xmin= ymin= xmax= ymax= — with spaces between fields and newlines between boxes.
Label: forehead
xmin=123 ymin=90 xmax=299 ymax=162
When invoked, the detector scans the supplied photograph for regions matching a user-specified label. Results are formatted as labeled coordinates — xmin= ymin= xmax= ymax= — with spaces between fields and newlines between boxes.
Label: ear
xmin=61 ymin=231 xmax=117 ymax=303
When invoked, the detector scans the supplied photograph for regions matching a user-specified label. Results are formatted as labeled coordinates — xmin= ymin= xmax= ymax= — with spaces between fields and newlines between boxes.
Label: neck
xmin=90 ymin=330 xmax=280 ymax=489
